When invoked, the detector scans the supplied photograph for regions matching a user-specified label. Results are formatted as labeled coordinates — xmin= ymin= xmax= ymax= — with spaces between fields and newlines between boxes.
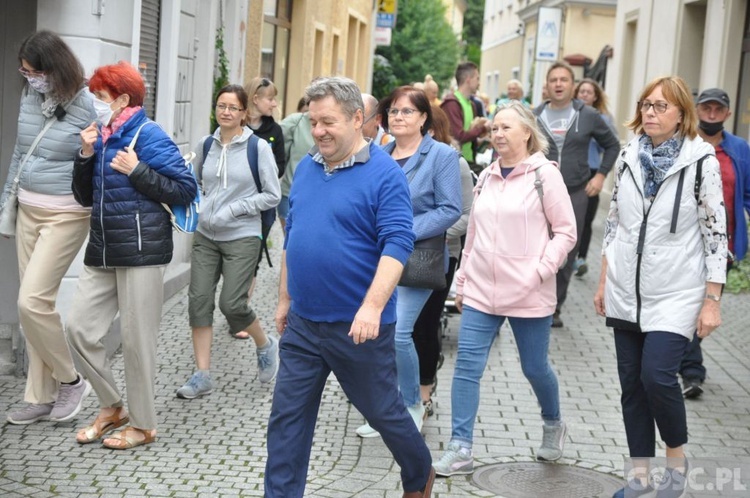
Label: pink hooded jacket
xmin=455 ymin=151 xmax=577 ymax=317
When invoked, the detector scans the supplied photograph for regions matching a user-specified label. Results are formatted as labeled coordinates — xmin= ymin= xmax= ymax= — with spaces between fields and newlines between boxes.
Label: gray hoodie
xmin=194 ymin=127 xmax=280 ymax=242
xmin=534 ymin=98 xmax=620 ymax=191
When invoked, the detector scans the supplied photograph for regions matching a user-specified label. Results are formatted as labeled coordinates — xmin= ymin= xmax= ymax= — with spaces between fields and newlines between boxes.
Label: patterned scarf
xmin=101 ymin=106 xmax=142 ymax=144
xmin=638 ymin=133 xmax=683 ymax=199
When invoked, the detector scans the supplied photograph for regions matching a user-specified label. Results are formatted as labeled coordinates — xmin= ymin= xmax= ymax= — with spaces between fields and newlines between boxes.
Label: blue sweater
xmin=284 ymin=142 xmax=415 ymax=323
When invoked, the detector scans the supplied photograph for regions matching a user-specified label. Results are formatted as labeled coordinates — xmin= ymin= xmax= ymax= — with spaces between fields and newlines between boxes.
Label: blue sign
xmin=377 ymin=13 xmax=395 ymax=29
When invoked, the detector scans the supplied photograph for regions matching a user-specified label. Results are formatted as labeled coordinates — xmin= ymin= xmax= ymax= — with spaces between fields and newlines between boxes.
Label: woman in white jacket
xmin=594 ymin=76 xmax=727 ymax=498
xmin=176 ymin=84 xmax=282 ymax=400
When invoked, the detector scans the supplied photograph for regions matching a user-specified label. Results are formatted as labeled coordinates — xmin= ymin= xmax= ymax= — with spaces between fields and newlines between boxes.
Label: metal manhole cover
xmin=472 ymin=462 xmax=624 ymax=498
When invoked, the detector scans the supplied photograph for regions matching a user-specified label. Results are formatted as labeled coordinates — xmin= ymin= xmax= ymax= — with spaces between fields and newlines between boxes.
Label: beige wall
xmin=244 ymin=0 xmax=374 ymax=117
xmin=609 ymin=0 xmax=747 ymax=139
xmin=480 ymin=36 xmax=524 ymax=102
xmin=560 ymin=6 xmax=616 ymax=62
xmin=442 ymin=0 xmax=466 ymax=38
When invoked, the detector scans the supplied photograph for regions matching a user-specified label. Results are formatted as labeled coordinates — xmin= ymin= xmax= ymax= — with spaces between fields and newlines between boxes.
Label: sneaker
xmin=551 ymin=311 xmax=564 ymax=328
xmin=176 ymin=371 xmax=214 ymax=399
xmin=257 ymin=335 xmax=279 ymax=384
xmin=7 ymin=403 xmax=54 ymax=425
xmin=434 ymin=441 xmax=474 ymax=476
xmin=356 ymin=421 xmax=380 ymax=438
xmin=407 ymin=402 xmax=426 ymax=432
xmin=575 ymin=258 xmax=588 ymax=277
xmin=682 ymin=379 xmax=703 ymax=399
xmin=49 ymin=377 xmax=92 ymax=422
xmin=536 ymin=420 xmax=567 ymax=461
xmin=612 ymin=477 xmax=656 ymax=498
xmin=423 ymin=399 xmax=434 ymax=417
xmin=654 ymin=460 xmax=689 ymax=498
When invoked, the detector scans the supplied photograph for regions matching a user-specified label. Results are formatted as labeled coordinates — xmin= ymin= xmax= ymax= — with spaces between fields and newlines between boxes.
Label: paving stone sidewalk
xmin=1 ymin=219 xmax=749 ymax=497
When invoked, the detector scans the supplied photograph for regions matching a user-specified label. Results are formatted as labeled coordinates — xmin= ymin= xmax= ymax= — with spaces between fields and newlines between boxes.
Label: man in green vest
xmin=441 ymin=61 xmax=490 ymax=173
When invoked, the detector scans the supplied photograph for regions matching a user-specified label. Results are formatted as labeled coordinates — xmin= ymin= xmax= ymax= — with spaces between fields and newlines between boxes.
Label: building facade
xmin=480 ymin=0 xmax=617 ymax=106
xmin=607 ymin=0 xmax=749 ymax=141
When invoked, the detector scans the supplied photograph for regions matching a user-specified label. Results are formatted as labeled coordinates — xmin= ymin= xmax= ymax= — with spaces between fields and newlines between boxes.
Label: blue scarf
xmin=638 ymin=134 xmax=683 ymax=199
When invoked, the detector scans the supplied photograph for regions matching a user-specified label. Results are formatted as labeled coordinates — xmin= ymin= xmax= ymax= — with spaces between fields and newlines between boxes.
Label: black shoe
xmin=682 ymin=379 xmax=703 ymax=399
xmin=551 ymin=312 xmax=564 ymax=328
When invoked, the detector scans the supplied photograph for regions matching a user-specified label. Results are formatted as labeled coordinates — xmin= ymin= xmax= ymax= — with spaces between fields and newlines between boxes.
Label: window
xmin=261 ymin=0 xmax=292 ymax=113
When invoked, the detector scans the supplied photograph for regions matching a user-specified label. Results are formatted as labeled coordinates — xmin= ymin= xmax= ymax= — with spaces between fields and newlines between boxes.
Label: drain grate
xmin=471 ymin=462 xmax=623 ymax=498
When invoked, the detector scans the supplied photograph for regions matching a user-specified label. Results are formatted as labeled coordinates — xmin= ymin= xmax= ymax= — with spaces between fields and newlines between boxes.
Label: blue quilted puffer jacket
xmin=72 ymin=108 xmax=198 ymax=267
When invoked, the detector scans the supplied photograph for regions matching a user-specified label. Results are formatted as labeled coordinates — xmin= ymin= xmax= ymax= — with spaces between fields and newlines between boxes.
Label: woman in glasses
xmin=245 ymin=77 xmax=285 ymax=179
xmin=355 ymin=86 xmax=461 ymax=438
xmin=2 ymin=30 xmax=96 ymax=426
xmin=594 ymin=76 xmax=727 ymax=498
xmin=175 ymin=84 xmax=281 ymax=401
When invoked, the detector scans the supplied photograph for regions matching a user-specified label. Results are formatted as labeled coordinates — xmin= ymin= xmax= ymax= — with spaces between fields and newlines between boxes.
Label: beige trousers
xmin=16 ymin=203 xmax=90 ymax=404
xmin=67 ymin=265 xmax=165 ymax=430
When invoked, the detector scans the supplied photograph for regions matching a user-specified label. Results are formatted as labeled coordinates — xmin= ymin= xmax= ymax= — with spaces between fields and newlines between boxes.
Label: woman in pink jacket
xmin=433 ymin=101 xmax=577 ymax=476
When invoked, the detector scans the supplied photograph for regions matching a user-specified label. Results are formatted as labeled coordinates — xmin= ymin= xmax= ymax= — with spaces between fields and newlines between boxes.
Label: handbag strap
xmin=10 ymin=87 xmax=89 ymax=189
xmin=11 ymin=117 xmax=58 ymax=188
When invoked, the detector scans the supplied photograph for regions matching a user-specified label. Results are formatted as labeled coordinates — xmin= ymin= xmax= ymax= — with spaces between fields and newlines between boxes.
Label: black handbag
xmin=397 ymin=152 xmax=447 ymax=290
xmin=399 ymin=233 xmax=447 ymax=289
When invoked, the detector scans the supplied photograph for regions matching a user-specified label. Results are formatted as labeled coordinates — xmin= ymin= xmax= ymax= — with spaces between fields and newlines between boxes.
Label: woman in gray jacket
xmin=176 ymin=85 xmax=281 ymax=399
xmin=2 ymin=31 xmax=96 ymax=425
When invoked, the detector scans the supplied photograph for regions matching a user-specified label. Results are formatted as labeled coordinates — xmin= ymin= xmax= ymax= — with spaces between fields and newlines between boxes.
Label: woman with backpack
xmin=175 ymin=84 xmax=281 ymax=400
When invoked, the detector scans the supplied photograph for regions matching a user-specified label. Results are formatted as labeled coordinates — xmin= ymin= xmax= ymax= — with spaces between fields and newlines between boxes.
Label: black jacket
xmin=251 ymin=116 xmax=286 ymax=178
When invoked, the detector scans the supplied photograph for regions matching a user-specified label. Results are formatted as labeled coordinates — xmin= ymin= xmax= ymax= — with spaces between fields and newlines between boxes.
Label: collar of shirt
xmin=310 ymin=142 xmax=371 ymax=174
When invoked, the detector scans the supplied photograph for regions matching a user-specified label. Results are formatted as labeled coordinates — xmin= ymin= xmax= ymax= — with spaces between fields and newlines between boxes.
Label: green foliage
xmin=726 ymin=257 xmax=750 ymax=294
xmin=462 ymin=0 xmax=485 ymax=65
xmin=210 ymin=27 xmax=230 ymax=133
xmin=374 ymin=0 xmax=459 ymax=98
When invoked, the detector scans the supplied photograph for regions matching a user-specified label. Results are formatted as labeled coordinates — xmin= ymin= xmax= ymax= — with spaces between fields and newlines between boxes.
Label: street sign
xmin=375 ymin=27 xmax=392 ymax=46
xmin=535 ymin=7 xmax=562 ymax=61
xmin=377 ymin=0 xmax=397 ymax=28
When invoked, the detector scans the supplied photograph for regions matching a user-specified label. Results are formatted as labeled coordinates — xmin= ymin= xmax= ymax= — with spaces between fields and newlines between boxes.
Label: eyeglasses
xmin=260 ymin=78 xmax=271 ymax=87
xmin=216 ymin=104 xmax=244 ymax=113
xmin=18 ymin=66 xmax=44 ymax=77
xmin=363 ymin=112 xmax=378 ymax=124
xmin=639 ymin=101 xmax=670 ymax=114
xmin=386 ymin=107 xmax=418 ymax=117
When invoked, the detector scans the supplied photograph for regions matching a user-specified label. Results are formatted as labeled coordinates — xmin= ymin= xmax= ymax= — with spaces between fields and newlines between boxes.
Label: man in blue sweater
xmin=264 ymin=77 xmax=435 ymax=498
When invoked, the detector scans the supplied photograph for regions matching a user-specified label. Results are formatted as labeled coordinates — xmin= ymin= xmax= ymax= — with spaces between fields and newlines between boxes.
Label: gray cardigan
xmin=1 ymin=87 xmax=96 ymax=206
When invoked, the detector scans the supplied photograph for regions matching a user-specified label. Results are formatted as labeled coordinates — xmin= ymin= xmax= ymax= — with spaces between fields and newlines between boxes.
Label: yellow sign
xmin=379 ymin=0 xmax=397 ymax=15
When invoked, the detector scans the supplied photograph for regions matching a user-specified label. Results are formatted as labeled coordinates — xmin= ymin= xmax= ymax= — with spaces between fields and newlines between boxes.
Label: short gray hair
xmin=304 ymin=77 xmax=364 ymax=119
xmin=494 ymin=101 xmax=548 ymax=155
xmin=361 ymin=93 xmax=379 ymax=117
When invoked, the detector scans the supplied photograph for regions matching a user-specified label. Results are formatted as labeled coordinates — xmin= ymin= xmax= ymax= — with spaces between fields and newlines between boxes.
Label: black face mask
xmin=699 ymin=120 xmax=724 ymax=137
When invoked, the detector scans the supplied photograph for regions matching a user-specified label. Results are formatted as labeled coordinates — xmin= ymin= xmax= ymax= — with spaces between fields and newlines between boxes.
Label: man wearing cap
xmin=679 ymin=88 xmax=750 ymax=399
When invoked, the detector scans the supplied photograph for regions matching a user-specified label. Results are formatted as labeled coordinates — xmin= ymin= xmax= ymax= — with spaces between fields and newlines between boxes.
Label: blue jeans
xmin=679 ymin=332 xmax=705 ymax=382
xmin=395 ymin=286 xmax=433 ymax=407
xmin=265 ymin=311 xmax=432 ymax=497
xmin=451 ymin=306 xmax=560 ymax=445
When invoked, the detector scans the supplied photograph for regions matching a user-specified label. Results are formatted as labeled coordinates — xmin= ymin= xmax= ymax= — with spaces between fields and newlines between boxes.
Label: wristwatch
xmin=705 ymin=293 xmax=721 ymax=302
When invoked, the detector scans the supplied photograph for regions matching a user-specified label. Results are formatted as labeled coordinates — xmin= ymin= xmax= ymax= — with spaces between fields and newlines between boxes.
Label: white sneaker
xmin=356 ymin=421 xmax=380 ymax=438
xmin=434 ymin=441 xmax=474 ymax=476
xmin=407 ymin=402 xmax=425 ymax=432
xmin=536 ymin=420 xmax=568 ymax=461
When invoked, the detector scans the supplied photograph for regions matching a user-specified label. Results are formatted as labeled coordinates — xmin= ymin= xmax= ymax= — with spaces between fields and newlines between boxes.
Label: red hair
xmin=88 ymin=61 xmax=145 ymax=107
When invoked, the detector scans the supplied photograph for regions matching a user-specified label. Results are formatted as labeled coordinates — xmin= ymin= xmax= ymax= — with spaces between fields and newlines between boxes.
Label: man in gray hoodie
xmin=534 ymin=61 xmax=620 ymax=327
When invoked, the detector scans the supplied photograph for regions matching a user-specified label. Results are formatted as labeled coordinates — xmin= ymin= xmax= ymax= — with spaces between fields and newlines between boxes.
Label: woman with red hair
xmin=66 ymin=61 xmax=198 ymax=449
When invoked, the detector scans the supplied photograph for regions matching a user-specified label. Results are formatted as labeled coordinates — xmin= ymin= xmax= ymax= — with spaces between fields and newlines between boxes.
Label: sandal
xmin=76 ymin=410 xmax=130 ymax=444
xmin=102 ymin=426 xmax=156 ymax=450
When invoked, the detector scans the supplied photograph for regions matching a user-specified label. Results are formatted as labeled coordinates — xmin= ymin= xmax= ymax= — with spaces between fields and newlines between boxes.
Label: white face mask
xmin=26 ymin=74 xmax=51 ymax=94
xmin=93 ymin=97 xmax=115 ymax=126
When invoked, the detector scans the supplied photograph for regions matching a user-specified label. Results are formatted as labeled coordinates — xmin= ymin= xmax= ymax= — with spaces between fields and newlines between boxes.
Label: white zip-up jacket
xmin=603 ymin=135 xmax=727 ymax=338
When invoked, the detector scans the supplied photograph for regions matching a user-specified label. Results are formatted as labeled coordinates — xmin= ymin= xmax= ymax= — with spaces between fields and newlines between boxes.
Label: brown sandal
xmin=102 ymin=426 xmax=156 ymax=450
xmin=76 ymin=410 xmax=130 ymax=444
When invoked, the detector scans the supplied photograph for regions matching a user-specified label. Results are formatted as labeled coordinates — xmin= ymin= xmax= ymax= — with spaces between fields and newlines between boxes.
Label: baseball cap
xmin=697 ymin=88 xmax=730 ymax=107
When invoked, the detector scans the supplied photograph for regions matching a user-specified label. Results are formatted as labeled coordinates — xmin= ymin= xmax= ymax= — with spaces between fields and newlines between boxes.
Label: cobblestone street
xmin=1 ymin=220 xmax=749 ymax=497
